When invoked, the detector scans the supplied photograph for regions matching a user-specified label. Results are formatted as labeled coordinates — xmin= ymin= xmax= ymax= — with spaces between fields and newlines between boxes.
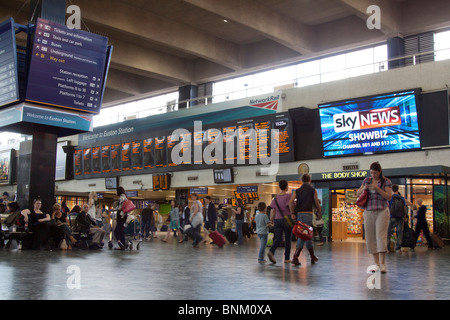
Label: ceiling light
xmin=223 ymin=19 xmax=228 ymax=23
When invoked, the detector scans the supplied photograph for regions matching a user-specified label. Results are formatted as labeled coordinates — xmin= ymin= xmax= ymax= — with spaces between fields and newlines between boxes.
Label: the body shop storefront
xmin=308 ymin=166 xmax=450 ymax=242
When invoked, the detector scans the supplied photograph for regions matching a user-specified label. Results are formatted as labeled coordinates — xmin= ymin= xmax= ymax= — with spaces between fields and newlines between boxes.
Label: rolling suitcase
xmin=431 ymin=233 xmax=444 ymax=249
xmin=208 ymin=231 xmax=226 ymax=248
xmin=401 ymin=221 xmax=416 ymax=249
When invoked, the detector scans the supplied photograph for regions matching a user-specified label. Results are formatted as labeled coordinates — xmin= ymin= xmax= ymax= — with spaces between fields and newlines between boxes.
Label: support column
xmin=30 ymin=0 xmax=67 ymax=25
xmin=387 ymin=37 xmax=405 ymax=70
xmin=178 ymin=84 xmax=198 ymax=109
xmin=16 ymin=130 xmax=58 ymax=214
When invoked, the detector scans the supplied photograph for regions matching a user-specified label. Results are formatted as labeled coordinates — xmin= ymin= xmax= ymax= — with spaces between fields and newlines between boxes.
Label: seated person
xmin=52 ymin=203 xmax=77 ymax=250
xmin=21 ymin=198 xmax=55 ymax=249
xmin=4 ymin=202 xmax=23 ymax=230
xmin=74 ymin=203 xmax=106 ymax=249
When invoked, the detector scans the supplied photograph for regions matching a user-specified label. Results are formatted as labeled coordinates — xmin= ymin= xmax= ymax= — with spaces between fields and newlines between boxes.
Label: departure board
xmin=167 ymin=135 xmax=178 ymax=167
xmin=121 ymin=142 xmax=131 ymax=171
xmin=111 ymin=143 xmax=120 ymax=172
xmin=143 ymin=138 xmax=155 ymax=169
xmin=155 ymin=137 xmax=166 ymax=168
xmin=74 ymin=149 xmax=82 ymax=176
xmin=223 ymin=126 xmax=237 ymax=163
xmin=0 ymin=18 xmax=19 ymax=108
xmin=255 ymin=120 xmax=270 ymax=160
xmin=132 ymin=141 xmax=143 ymax=170
xmin=83 ymin=148 xmax=91 ymax=175
xmin=272 ymin=117 xmax=291 ymax=156
xmin=101 ymin=145 xmax=111 ymax=173
xmin=26 ymin=18 xmax=109 ymax=114
xmin=92 ymin=146 xmax=101 ymax=174
xmin=75 ymin=112 xmax=295 ymax=179
xmin=237 ymin=123 xmax=254 ymax=162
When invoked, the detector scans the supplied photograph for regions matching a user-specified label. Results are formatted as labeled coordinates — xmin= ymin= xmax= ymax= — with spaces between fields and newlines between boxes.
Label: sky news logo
xmin=333 ymin=106 xmax=401 ymax=133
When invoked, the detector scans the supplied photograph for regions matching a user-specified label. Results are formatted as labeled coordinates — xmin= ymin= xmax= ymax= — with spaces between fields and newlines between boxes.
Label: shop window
xmin=331 ymin=189 xmax=363 ymax=239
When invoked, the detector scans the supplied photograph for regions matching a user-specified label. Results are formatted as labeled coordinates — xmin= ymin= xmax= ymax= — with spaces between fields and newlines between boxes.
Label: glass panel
xmin=411 ymin=178 xmax=433 ymax=185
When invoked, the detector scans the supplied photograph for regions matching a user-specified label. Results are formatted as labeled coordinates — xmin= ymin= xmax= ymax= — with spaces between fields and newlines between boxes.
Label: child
xmin=255 ymin=202 xmax=272 ymax=263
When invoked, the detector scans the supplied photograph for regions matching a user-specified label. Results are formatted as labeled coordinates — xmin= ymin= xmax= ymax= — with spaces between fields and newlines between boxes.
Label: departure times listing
xmin=26 ymin=18 xmax=108 ymax=114
xmin=0 ymin=18 xmax=19 ymax=107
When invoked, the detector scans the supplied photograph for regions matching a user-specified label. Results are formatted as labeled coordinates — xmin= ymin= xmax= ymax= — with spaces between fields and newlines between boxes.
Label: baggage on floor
xmin=184 ymin=225 xmax=195 ymax=240
xmin=431 ymin=233 xmax=444 ymax=249
xmin=208 ymin=231 xmax=226 ymax=248
xmin=224 ymin=229 xmax=237 ymax=244
xmin=401 ymin=221 xmax=416 ymax=249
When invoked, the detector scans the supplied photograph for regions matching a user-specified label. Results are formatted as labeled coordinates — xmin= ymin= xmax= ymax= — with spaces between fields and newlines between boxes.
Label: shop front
xmin=307 ymin=166 xmax=450 ymax=242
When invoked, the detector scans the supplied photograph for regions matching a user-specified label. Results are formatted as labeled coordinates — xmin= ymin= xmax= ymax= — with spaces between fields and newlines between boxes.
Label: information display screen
xmin=83 ymin=148 xmax=91 ymax=175
xmin=26 ymin=18 xmax=109 ymax=114
xmin=75 ymin=112 xmax=295 ymax=179
xmin=74 ymin=149 xmax=82 ymax=176
xmin=143 ymin=138 xmax=155 ymax=169
xmin=111 ymin=144 xmax=121 ymax=172
xmin=132 ymin=141 xmax=143 ymax=170
xmin=0 ymin=18 xmax=19 ymax=107
xmin=101 ymin=145 xmax=111 ymax=173
xmin=121 ymin=142 xmax=131 ymax=171
xmin=92 ymin=146 xmax=101 ymax=174
xmin=319 ymin=90 xmax=421 ymax=157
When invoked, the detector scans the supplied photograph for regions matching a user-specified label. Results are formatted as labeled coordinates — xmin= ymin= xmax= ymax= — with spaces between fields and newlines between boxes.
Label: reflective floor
xmin=0 ymin=234 xmax=449 ymax=300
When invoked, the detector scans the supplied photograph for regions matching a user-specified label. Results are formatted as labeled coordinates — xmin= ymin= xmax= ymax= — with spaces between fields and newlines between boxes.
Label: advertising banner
xmin=319 ymin=90 xmax=421 ymax=157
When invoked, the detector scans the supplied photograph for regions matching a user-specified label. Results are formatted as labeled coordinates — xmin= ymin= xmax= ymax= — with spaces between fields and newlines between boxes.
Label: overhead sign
xmin=0 ymin=103 xmax=93 ymax=133
xmin=315 ymin=170 xmax=369 ymax=180
xmin=26 ymin=18 xmax=109 ymax=114
xmin=0 ymin=18 xmax=19 ymax=108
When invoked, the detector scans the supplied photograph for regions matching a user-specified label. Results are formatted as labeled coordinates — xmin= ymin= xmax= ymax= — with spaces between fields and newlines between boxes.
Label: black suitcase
xmin=184 ymin=226 xmax=196 ymax=240
xmin=224 ymin=229 xmax=237 ymax=244
xmin=401 ymin=221 xmax=416 ymax=249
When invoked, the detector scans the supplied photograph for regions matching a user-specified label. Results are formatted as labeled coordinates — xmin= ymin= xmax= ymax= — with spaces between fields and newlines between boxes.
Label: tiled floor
xmin=0 ymin=234 xmax=448 ymax=300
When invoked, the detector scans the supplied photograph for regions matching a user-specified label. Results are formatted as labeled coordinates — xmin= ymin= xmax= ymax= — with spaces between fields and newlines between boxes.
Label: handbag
xmin=292 ymin=221 xmax=313 ymax=241
xmin=355 ymin=189 xmax=369 ymax=209
xmin=274 ymin=196 xmax=295 ymax=228
xmin=121 ymin=199 xmax=136 ymax=213
xmin=312 ymin=212 xmax=324 ymax=227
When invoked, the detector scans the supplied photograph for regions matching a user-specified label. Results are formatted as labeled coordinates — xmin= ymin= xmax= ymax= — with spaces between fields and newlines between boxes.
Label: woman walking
xmin=289 ymin=174 xmax=322 ymax=266
xmin=267 ymin=180 xmax=295 ymax=264
xmin=356 ymin=162 xmax=392 ymax=273
xmin=161 ymin=200 xmax=183 ymax=243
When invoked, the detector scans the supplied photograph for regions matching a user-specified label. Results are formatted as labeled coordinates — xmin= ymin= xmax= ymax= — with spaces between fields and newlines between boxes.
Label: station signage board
xmin=26 ymin=18 xmax=109 ymax=114
xmin=0 ymin=18 xmax=19 ymax=108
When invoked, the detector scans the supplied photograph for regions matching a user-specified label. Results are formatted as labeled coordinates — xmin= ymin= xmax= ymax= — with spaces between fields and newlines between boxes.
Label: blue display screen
xmin=319 ymin=90 xmax=421 ymax=157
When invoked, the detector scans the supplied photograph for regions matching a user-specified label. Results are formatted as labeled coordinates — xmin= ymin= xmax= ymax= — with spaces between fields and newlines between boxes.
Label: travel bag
xmin=431 ymin=233 xmax=444 ymax=249
xmin=208 ymin=231 xmax=226 ymax=248
xmin=224 ymin=229 xmax=237 ymax=243
xmin=401 ymin=221 xmax=416 ymax=249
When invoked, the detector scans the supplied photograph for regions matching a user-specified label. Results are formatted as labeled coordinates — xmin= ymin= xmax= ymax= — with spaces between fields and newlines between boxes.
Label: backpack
xmin=390 ymin=195 xmax=406 ymax=218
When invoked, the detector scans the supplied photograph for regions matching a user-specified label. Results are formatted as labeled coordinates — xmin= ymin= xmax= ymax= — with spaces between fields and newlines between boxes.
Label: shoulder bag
xmin=121 ymin=199 xmax=136 ymax=213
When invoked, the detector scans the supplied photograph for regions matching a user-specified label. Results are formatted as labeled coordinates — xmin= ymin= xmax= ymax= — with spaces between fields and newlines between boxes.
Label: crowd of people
xmin=0 ymin=162 xmax=441 ymax=273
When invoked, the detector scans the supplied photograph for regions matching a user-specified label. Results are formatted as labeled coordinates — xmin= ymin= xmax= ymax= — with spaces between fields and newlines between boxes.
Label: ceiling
xmin=2 ymin=0 xmax=450 ymax=109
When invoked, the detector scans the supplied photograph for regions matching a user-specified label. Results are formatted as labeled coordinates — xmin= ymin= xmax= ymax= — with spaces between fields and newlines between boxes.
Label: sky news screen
xmin=319 ymin=89 xmax=421 ymax=157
